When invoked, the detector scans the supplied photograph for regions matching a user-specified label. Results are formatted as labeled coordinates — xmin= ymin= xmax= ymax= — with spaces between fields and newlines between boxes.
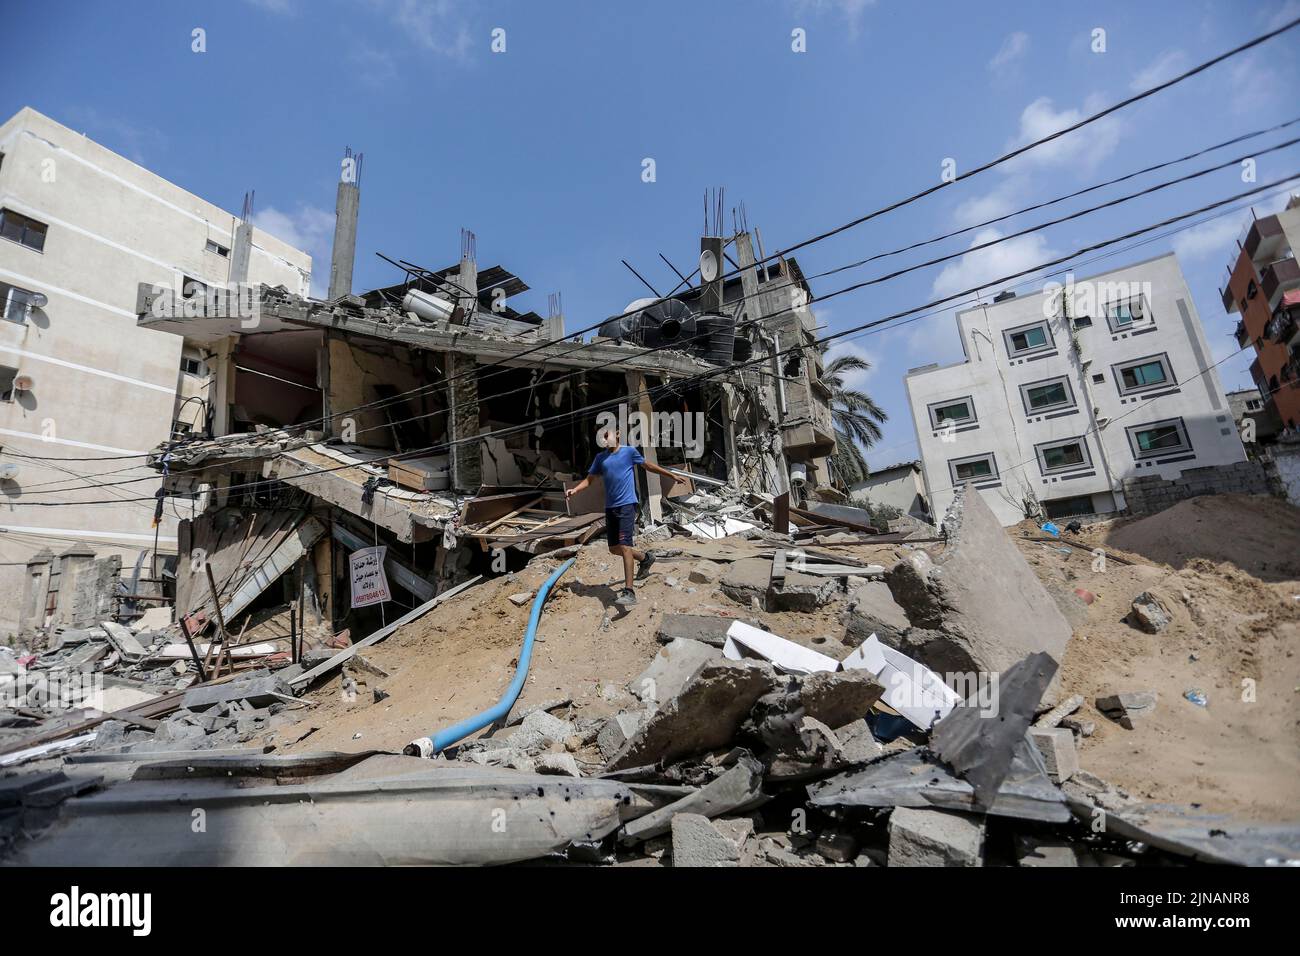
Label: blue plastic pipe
xmin=404 ymin=557 xmax=575 ymax=757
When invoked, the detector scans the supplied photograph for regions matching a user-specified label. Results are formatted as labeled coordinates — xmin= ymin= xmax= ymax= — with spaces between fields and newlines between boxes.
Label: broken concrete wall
xmin=884 ymin=484 xmax=1072 ymax=699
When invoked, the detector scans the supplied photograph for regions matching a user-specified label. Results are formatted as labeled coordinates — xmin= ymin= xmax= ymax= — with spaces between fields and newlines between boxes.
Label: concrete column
xmin=328 ymin=179 xmax=360 ymax=301
xmin=19 ymin=548 xmax=54 ymax=635
xmin=447 ymin=352 xmax=482 ymax=490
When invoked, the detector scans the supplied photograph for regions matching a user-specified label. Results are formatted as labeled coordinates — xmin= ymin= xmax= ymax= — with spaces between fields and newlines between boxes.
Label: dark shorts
xmin=605 ymin=504 xmax=637 ymax=548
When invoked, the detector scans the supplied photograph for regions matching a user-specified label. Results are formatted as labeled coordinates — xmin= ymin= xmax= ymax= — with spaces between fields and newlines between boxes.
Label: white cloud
xmin=1004 ymin=95 xmax=1121 ymax=174
xmin=1264 ymin=0 xmax=1300 ymax=31
xmin=370 ymin=0 xmax=474 ymax=59
xmin=1171 ymin=215 xmax=1245 ymax=263
xmin=252 ymin=204 xmax=335 ymax=297
xmin=953 ymin=182 xmax=1018 ymax=228
xmin=928 ymin=228 xmax=1058 ymax=306
xmin=989 ymin=31 xmax=1029 ymax=72
xmin=62 ymin=108 xmax=167 ymax=165
xmin=1129 ymin=50 xmax=1188 ymax=91
xmin=790 ymin=0 xmax=878 ymax=38
xmin=242 ymin=0 xmax=296 ymax=14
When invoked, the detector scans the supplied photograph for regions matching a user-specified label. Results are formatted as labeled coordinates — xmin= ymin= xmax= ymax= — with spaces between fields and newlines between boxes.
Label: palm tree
xmin=821 ymin=350 xmax=887 ymax=486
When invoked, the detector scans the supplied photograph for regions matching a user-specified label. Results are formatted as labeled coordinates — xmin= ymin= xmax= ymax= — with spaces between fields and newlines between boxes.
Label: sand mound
xmin=1096 ymin=493 xmax=1300 ymax=582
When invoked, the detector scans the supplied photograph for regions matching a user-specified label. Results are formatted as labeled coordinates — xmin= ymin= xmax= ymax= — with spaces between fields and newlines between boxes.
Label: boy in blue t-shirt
xmin=565 ymin=427 xmax=677 ymax=606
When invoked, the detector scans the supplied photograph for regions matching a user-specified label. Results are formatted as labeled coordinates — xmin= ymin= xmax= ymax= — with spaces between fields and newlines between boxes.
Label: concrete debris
xmin=1028 ymin=726 xmax=1079 ymax=783
xmin=1128 ymin=591 xmax=1172 ymax=633
xmin=508 ymin=592 xmax=534 ymax=607
xmin=597 ymin=712 xmax=648 ymax=760
xmin=722 ymin=621 xmax=841 ymax=674
xmin=182 ymin=675 xmax=293 ymax=712
xmin=605 ymin=659 xmax=778 ymax=771
xmin=884 ymin=485 xmax=1072 ymax=702
xmin=619 ymin=753 xmax=764 ymax=843
xmin=688 ymin=560 xmax=724 ymax=584
xmin=930 ymin=653 xmax=1058 ymax=810
xmin=842 ymin=581 xmax=910 ymax=647
xmin=671 ymin=813 xmax=741 ymax=867
xmin=1034 ymin=694 xmax=1084 ymax=729
xmin=887 ymin=806 xmax=985 ymax=867
xmin=630 ymin=638 xmax=721 ymax=705
xmin=1096 ymin=691 xmax=1158 ymax=729
xmin=656 ymin=613 xmax=739 ymax=648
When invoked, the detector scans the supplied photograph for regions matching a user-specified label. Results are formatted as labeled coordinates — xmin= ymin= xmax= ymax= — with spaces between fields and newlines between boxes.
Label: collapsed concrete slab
xmin=720 ymin=558 xmax=834 ymax=613
xmin=671 ymin=813 xmax=741 ymax=867
xmin=2 ymin=755 xmax=692 ymax=866
xmin=807 ymin=744 xmax=1071 ymax=823
xmin=181 ymin=675 xmax=293 ymax=712
xmin=887 ymin=806 xmax=985 ymax=867
xmin=843 ymin=581 xmax=910 ymax=647
xmin=620 ymin=753 xmax=764 ymax=843
xmin=630 ymin=638 xmax=721 ymax=705
xmin=656 ymin=613 xmax=739 ymax=648
xmin=883 ymin=484 xmax=1071 ymax=700
xmin=605 ymin=659 xmax=778 ymax=771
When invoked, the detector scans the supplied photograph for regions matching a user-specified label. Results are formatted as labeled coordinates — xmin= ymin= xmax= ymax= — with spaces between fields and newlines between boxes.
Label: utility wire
xmin=13 ymin=171 xmax=1296 ymax=506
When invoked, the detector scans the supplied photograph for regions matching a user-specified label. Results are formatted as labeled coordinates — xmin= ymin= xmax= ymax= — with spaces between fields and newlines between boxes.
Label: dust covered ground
xmin=271 ymin=493 xmax=1300 ymax=823
xmin=1016 ymin=494 xmax=1300 ymax=821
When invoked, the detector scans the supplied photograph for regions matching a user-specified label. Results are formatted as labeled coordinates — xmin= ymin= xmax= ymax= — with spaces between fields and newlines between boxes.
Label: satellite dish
xmin=13 ymin=375 xmax=33 ymax=392
xmin=28 ymin=292 xmax=48 ymax=309
xmin=699 ymin=249 xmax=719 ymax=283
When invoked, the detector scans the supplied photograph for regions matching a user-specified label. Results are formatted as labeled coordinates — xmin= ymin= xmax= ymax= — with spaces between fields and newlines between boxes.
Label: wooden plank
xmin=288 ymin=575 xmax=482 ymax=690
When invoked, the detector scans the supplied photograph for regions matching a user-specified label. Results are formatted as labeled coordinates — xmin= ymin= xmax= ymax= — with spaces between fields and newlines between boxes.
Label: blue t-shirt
xmin=589 ymin=444 xmax=645 ymax=509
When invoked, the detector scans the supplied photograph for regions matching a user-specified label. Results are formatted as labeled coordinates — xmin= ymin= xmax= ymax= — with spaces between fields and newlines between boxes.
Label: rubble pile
xmin=3 ymin=486 xmax=1296 ymax=868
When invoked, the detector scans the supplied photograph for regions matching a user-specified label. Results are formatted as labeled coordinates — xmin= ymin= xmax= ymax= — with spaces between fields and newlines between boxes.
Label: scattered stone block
xmin=843 ymin=581 xmax=910 ymax=647
xmin=887 ymin=806 xmax=985 ymax=867
xmin=508 ymin=592 xmax=533 ymax=607
xmin=1096 ymin=691 xmax=1157 ymax=729
xmin=535 ymin=753 xmax=582 ymax=777
xmin=688 ymin=560 xmax=723 ymax=584
xmin=815 ymin=829 xmax=858 ymax=863
xmin=596 ymin=712 xmax=647 ymax=760
xmin=656 ymin=613 xmax=737 ymax=648
xmin=884 ymin=486 xmax=1072 ymax=703
xmin=1028 ymin=726 xmax=1079 ymax=782
xmin=629 ymin=638 xmax=720 ymax=706
xmin=606 ymin=659 xmax=777 ymax=771
xmin=1034 ymin=694 xmax=1083 ymax=729
xmin=671 ymin=814 xmax=740 ymax=867
xmin=1129 ymin=592 xmax=1171 ymax=633
xmin=518 ymin=709 xmax=574 ymax=746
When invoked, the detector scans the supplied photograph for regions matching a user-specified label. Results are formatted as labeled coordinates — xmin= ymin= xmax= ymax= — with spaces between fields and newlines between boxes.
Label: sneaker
xmin=635 ymin=550 xmax=657 ymax=580
xmin=615 ymin=587 xmax=637 ymax=607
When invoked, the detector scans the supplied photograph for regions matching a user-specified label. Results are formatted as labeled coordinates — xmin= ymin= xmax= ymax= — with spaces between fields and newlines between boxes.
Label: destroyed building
xmin=91 ymin=207 xmax=839 ymax=650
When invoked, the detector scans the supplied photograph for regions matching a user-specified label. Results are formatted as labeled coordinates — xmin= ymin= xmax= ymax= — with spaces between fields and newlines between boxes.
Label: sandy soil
xmin=274 ymin=536 xmax=902 ymax=757
xmin=267 ymin=493 xmax=1300 ymax=823
xmin=1016 ymin=494 xmax=1300 ymax=821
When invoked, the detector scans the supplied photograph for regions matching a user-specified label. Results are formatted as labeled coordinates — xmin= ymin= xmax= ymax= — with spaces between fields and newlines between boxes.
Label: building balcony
xmin=1262 ymin=255 xmax=1300 ymax=305
xmin=1221 ymin=282 xmax=1239 ymax=314
xmin=1267 ymin=305 xmax=1298 ymax=346
xmin=1244 ymin=214 xmax=1286 ymax=264
xmin=1235 ymin=320 xmax=1249 ymax=349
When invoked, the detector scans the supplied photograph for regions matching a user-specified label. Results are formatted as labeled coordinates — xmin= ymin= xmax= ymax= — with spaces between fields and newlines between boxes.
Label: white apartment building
xmin=0 ymin=107 xmax=312 ymax=636
xmin=905 ymin=253 xmax=1246 ymax=526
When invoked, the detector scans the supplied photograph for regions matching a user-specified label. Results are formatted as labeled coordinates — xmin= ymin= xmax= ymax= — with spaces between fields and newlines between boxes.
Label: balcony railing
xmin=1267 ymin=308 xmax=1298 ymax=345
xmin=1262 ymin=255 xmax=1300 ymax=303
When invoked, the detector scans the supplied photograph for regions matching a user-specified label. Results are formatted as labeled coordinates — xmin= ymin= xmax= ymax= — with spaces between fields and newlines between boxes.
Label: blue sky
xmin=6 ymin=0 xmax=1300 ymax=469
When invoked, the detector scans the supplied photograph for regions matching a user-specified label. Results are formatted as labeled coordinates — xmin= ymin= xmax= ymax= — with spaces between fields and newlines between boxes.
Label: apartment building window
xmin=1072 ymin=316 xmax=1093 ymax=329
xmin=1020 ymin=376 xmax=1075 ymax=414
xmin=180 ymin=355 xmax=206 ymax=376
xmin=948 ymin=452 xmax=998 ymax=485
xmin=1044 ymin=494 xmax=1096 ymax=519
xmin=0 ymin=365 xmax=18 ymax=403
xmin=205 ymin=240 xmax=230 ymax=258
xmin=0 ymin=208 xmax=48 ymax=252
xmin=1104 ymin=295 xmax=1148 ymax=331
xmin=1246 ymin=397 xmax=1263 ymax=411
xmin=928 ymin=396 xmax=976 ymax=428
xmin=1126 ymin=418 xmax=1192 ymax=460
xmin=1 ymin=281 xmax=40 ymax=324
xmin=1035 ymin=436 xmax=1091 ymax=474
xmin=1003 ymin=320 xmax=1052 ymax=357
xmin=1114 ymin=354 xmax=1174 ymax=395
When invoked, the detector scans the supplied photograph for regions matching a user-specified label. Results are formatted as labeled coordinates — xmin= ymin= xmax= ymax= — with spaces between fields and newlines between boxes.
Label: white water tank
xmin=402 ymin=288 xmax=456 ymax=323
xmin=789 ymin=462 xmax=807 ymax=486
